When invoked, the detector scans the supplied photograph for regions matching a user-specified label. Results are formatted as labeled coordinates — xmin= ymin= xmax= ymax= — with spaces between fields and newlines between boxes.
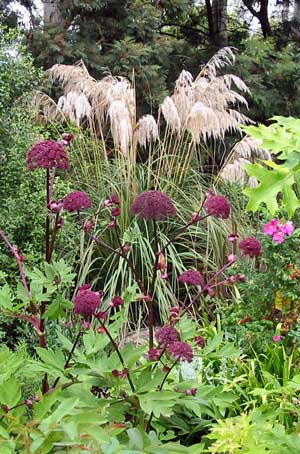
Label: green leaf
xmin=244 ymin=161 xmax=300 ymax=216
xmin=139 ymin=391 xmax=177 ymax=418
xmin=0 ymin=377 xmax=21 ymax=407
xmin=0 ymin=284 xmax=13 ymax=310
xmin=35 ymin=347 xmax=65 ymax=373
xmin=43 ymin=296 xmax=73 ymax=320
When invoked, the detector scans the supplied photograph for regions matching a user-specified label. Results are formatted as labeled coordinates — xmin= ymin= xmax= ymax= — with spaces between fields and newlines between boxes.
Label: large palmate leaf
xmin=244 ymin=161 xmax=300 ymax=217
xmin=243 ymin=117 xmax=300 ymax=216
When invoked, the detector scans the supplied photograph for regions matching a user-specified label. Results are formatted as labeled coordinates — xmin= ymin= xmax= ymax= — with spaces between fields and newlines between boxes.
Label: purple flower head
xmin=204 ymin=195 xmax=231 ymax=219
xmin=228 ymin=233 xmax=239 ymax=243
xmin=155 ymin=325 xmax=181 ymax=347
xmin=168 ymin=341 xmax=193 ymax=362
xmin=63 ymin=191 xmax=92 ymax=212
xmin=178 ymin=269 xmax=205 ymax=287
xmin=74 ymin=287 xmax=101 ymax=318
xmin=273 ymin=335 xmax=281 ymax=342
xmin=148 ymin=348 xmax=162 ymax=361
xmin=131 ymin=190 xmax=176 ymax=221
xmin=27 ymin=140 xmax=69 ymax=171
xmin=239 ymin=237 xmax=262 ymax=257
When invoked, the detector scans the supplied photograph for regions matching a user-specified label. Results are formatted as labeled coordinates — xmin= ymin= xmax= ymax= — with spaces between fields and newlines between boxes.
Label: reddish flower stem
xmin=52 ymin=331 xmax=82 ymax=389
xmin=98 ymin=319 xmax=135 ymax=393
xmin=146 ymin=361 xmax=177 ymax=431
xmin=0 ymin=229 xmax=31 ymax=301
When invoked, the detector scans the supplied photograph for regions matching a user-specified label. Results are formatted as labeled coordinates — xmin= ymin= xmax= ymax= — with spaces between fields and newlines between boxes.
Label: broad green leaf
xmin=244 ymin=161 xmax=300 ymax=216
xmin=0 ymin=284 xmax=13 ymax=310
xmin=0 ymin=377 xmax=21 ymax=407
xmin=35 ymin=347 xmax=65 ymax=372
xmin=139 ymin=391 xmax=177 ymax=418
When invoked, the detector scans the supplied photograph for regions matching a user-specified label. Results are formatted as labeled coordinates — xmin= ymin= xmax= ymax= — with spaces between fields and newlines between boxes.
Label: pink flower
xmin=263 ymin=219 xmax=294 ymax=244
xmin=282 ymin=221 xmax=294 ymax=236
xmin=273 ymin=335 xmax=281 ymax=342
xmin=272 ymin=231 xmax=285 ymax=244
xmin=263 ymin=219 xmax=280 ymax=235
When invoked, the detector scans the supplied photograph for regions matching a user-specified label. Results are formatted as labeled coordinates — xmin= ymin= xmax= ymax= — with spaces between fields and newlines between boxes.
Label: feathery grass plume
xmin=160 ymin=96 xmax=181 ymax=132
xmin=171 ymin=70 xmax=195 ymax=125
xmin=219 ymin=158 xmax=251 ymax=185
xmin=196 ymin=47 xmax=236 ymax=80
xmin=186 ymin=102 xmax=218 ymax=142
xmin=32 ymin=92 xmax=60 ymax=123
xmin=57 ymin=91 xmax=92 ymax=126
xmin=218 ymin=135 xmax=271 ymax=186
xmin=108 ymin=100 xmax=133 ymax=155
xmin=162 ymin=47 xmax=252 ymax=143
xmin=231 ymin=135 xmax=271 ymax=160
xmin=134 ymin=115 xmax=158 ymax=148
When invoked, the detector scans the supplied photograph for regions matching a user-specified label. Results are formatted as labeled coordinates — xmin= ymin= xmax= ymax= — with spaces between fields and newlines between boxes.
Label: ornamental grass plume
xmin=155 ymin=325 xmax=181 ymax=348
xmin=239 ymin=236 xmax=261 ymax=257
xmin=74 ymin=287 xmax=102 ymax=317
xmin=108 ymin=100 xmax=133 ymax=155
xmin=168 ymin=341 xmax=193 ymax=362
xmin=131 ymin=190 xmax=176 ymax=221
xmin=134 ymin=115 xmax=159 ymax=148
xmin=63 ymin=191 xmax=92 ymax=212
xmin=204 ymin=194 xmax=231 ymax=219
xmin=26 ymin=140 xmax=69 ymax=171
xmin=178 ymin=269 xmax=205 ymax=287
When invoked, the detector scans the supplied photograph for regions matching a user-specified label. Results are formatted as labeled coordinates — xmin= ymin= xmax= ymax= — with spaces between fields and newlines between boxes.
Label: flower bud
xmin=110 ymin=296 xmax=124 ymax=308
xmin=111 ymin=207 xmax=121 ymax=217
xmin=111 ymin=194 xmax=120 ymax=205
xmin=227 ymin=254 xmax=236 ymax=264
xmin=25 ymin=399 xmax=33 ymax=408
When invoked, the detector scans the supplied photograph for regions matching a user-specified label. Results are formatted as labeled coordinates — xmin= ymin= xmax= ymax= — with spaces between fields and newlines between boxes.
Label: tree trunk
xmin=282 ymin=0 xmax=290 ymax=23
xmin=242 ymin=0 xmax=272 ymax=38
xmin=206 ymin=0 xmax=228 ymax=47
xmin=43 ymin=0 xmax=62 ymax=24
xmin=259 ymin=0 xmax=272 ymax=37
xmin=292 ymin=0 xmax=300 ymax=38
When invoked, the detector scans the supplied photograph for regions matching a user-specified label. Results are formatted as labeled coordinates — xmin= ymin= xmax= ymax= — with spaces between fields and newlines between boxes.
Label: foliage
xmin=243 ymin=116 xmax=300 ymax=217
xmin=220 ymin=216 xmax=300 ymax=351
xmin=236 ymin=38 xmax=300 ymax=122
xmin=206 ymin=409 xmax=300 ymax=453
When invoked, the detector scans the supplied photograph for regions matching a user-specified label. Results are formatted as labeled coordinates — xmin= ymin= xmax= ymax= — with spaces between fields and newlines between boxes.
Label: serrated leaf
xmin=139 ymin=391 xmax=177 ymax=418
xmin=244 ymin=162 xmax=300 ymax=216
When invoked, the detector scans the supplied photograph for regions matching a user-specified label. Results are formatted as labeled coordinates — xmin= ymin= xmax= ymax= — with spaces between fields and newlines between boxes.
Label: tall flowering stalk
xmin=0 ymin=134 xmax=263 ymax=403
